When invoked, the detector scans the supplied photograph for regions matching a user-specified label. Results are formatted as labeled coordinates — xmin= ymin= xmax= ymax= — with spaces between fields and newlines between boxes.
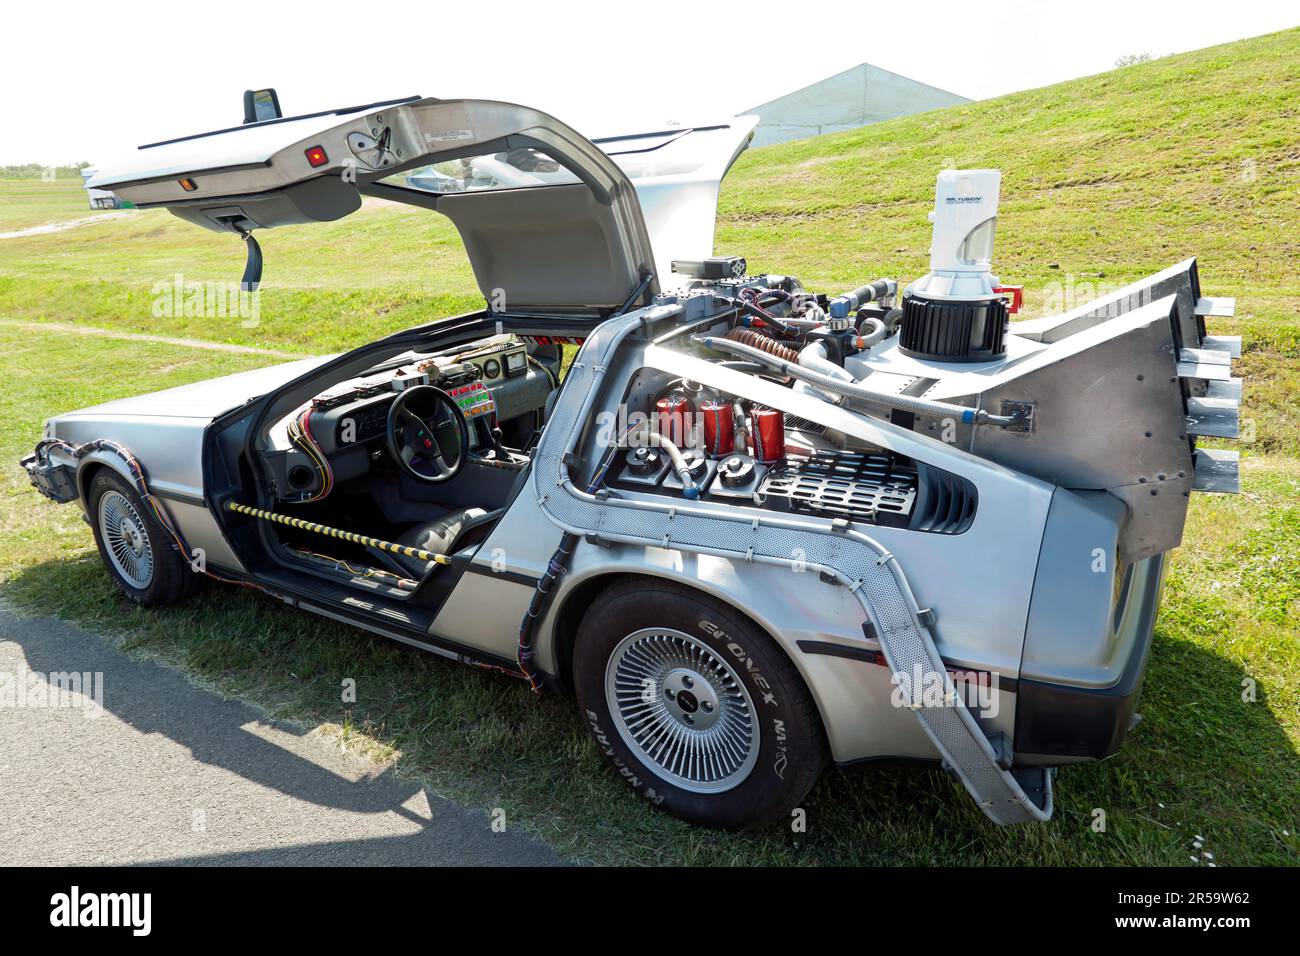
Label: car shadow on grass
xmin=4 ymin=555 xmax=1297 ymax=866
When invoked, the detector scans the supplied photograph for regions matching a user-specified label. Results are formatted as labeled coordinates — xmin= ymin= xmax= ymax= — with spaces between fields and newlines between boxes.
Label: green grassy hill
xmin=1 ymin=28 xmax=1296 ymax=865
xmin=716 ymin=26 xmax=1299 ymax=453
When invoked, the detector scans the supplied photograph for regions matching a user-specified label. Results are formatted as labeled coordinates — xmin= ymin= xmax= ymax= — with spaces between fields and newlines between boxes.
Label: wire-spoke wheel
xmin=88 ymin=470 xmax=198 ymax=607
xmin=575 ymin=578 xmax=828 ymax=831
xmin=606 ymin=628 xmax=759 ymax=794
xmin=98 ymin=490 xmax=155 ymax=589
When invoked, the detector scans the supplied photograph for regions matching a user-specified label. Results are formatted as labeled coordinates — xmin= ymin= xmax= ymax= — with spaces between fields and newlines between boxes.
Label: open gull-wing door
xmin=90 ymin=97 xmax=756 ymax=313
xmin=370 ymin=115 xmax=758 ymax=300
xmin=598 ymin=118 xmax=758 ymax=288
xmin=91 ymin=97 xmax=656 ymax=312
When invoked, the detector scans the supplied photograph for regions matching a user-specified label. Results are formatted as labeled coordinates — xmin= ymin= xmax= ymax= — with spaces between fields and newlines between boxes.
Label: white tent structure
xmin=80 ymin=167 xmax=123 ymax=210
xmin=743 ymin=63 xmax=969 ymax=147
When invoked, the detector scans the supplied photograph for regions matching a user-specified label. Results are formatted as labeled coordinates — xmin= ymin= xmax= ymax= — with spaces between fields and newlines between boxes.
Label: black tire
xmin=574 ymin=578 xmax=827 ymax=830
xmin=87 ymin=469 xmax=200 ymax=607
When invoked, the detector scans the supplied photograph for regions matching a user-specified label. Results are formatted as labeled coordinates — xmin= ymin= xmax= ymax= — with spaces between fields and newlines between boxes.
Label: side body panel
xmin=44 ymin=414 xmax=244 ymax=572
xmin=437 ymin=320 xmax=1055 ymax=764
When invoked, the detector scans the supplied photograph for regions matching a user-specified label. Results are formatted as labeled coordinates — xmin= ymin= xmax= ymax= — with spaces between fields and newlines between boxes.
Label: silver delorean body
xmin=22 ymin=95 xmax=1242 ymax=830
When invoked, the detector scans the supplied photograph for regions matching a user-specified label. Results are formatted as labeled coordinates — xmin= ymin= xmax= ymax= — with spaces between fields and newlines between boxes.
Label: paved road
xmin=0 ymin=608 xmax=564 ymax=866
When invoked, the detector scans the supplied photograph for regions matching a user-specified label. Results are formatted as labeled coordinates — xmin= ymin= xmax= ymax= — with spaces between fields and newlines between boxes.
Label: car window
xmin=384 ymin=147 xmax=580 ymax=195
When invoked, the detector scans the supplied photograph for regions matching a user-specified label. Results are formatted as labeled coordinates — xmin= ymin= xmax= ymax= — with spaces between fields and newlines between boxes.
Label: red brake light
xmin=304 ymin=146 xmax=329 ymax=168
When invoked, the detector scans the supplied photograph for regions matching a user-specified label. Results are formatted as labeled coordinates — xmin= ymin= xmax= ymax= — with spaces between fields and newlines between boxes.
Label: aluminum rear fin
xmin=1206 ymin=378 xmax=1243 ymax=400
xmin=1178 ymin=359 xmax=1233 ymax=382
xmin=1196 ymin=296 xmax=1236 ymax=318
xmin=1192 ymin=448 xmax=1240 ymax=494
xmin=1201 ymin=334 xmax=1242 ymax=357
xmin=1185 ymin=396 xmax=1240 ymax=438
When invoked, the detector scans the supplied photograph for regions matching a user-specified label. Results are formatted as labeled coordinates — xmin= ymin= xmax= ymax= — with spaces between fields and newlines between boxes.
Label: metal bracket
xmin=999 ymin=400 xmax=1036 ymax=433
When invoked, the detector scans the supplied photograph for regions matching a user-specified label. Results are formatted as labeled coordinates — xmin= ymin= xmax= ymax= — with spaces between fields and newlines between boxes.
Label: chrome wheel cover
xmin=605 ymin=628 xmax=759 ymax=794
xmin=98 ymin=490 xmax=154 ymax=590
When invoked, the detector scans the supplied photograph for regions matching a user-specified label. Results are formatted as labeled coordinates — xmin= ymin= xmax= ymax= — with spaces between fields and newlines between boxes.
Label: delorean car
xmin=23 ymin=91 xmax=1243 ymax=830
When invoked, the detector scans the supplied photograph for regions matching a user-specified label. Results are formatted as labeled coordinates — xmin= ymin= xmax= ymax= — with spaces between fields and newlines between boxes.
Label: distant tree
xmin=0 ymin=162 xmax=91 ymax=179
xmin=1114 ymin=52 xmax=1153 ymax=68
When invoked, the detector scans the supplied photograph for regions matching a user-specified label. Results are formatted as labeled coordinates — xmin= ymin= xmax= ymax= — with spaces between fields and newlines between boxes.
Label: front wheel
xmin=573 ymin=578 xmax=827 ymax=830
xmin=88 ymin=470 xmax=199 ymax=607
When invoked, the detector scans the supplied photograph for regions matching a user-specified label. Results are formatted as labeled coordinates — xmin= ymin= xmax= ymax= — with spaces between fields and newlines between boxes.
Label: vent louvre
xmin=910 ymin=464 xmax=978 ymax=534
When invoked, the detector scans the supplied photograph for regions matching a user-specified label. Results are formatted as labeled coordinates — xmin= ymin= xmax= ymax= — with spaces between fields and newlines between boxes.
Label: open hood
xmin=90 ymin=97 xmax=755 ymax=313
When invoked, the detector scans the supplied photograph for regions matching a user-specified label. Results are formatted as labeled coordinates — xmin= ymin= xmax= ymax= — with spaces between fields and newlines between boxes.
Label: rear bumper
xmin=1013 ymin=618 xmax=1153 ymax=760
xmin=1014 ymin=552 xmax=1166 ymax=761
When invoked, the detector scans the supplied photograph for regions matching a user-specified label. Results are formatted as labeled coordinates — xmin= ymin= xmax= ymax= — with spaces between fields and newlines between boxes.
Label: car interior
xmin=252 ymin=332 xmax=565 ymax=601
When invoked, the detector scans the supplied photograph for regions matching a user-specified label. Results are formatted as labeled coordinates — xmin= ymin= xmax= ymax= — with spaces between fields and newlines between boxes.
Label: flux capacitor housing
xmin=900 ymin=169 xmax=1021 ymax=362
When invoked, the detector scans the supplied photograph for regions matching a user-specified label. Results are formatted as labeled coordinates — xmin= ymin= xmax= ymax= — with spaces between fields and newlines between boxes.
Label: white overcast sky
xmin=1 ymin=0 xmax=1294 ymax=166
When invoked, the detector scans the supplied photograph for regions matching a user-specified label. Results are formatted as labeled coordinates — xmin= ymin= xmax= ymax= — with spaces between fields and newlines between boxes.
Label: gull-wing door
xmin=90 ymin=97 xmax=663 ymax=314
xmin=598 ymin=118 xmax=758 ymax=288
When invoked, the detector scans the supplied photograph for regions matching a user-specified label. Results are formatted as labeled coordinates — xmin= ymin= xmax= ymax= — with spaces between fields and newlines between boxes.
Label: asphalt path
xmin=0 ymin=608 xmax=564 ymax=866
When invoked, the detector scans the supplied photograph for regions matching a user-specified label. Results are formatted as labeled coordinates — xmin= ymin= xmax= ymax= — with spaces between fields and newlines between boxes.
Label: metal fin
xmin=1178 ymin=359 xmax=1233 ymax=382
xmin=1205 ymin=377 xmax=1242 ymax=400
xmin=1201 ymin=334 xmax=1241 ymax=357
xmin=1192 ymin=447 xmax=1240 ymax=493
xmin=1180 ymin=346 xmax=1232 ymax=366
xmin=1185 ymin=396 xmax=1240 ymax=438
xmin=1195 ymin=296 xmax=1236 ymax=318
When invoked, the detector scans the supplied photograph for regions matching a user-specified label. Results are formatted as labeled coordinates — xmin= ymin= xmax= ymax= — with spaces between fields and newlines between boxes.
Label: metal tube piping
xmin=693 ymin=333 xmax=1024 ymax=428
xmin=626 ymin=419 xmax=699 ymax=499
xmin=799 ymin=341 xmax=855 ymax=382
xmin=829 ymin=278 xmax=897 ymax=319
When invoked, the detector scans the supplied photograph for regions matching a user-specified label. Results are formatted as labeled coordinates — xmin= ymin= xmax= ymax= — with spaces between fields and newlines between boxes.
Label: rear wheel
xmin=88 ymin=470 xmax=199 ymax=607
xmin=573 ymin=578 xmax=827 ymax=830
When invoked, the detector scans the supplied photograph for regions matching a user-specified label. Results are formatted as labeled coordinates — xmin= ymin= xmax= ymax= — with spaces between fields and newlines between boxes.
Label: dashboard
xmin=263 ymin=335 xmax=554 ymax=502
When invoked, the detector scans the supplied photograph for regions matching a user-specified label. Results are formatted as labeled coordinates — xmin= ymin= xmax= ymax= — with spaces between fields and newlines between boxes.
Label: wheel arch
xmin=76 ymin=454 xmax=133 ymax=509
xmin=547 ymin=569 xmax=832 ymax=746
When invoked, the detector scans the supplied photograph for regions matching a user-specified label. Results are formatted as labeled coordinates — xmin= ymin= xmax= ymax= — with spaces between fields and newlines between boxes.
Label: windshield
xmin=386 ymin=147 xmax=580 ymax=195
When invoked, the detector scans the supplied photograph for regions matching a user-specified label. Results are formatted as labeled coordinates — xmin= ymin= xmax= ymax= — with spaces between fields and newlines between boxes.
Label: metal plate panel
xmin=970 ymin=298 xmax=1196 ymax=561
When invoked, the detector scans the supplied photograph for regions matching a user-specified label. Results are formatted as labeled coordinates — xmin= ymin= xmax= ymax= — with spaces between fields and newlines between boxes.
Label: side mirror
xmin=243 ymin=89 xmax=282 ymax=125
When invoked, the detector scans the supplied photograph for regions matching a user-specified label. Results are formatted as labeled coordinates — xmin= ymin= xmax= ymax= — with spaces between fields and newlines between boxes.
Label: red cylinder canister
xmin=656 ymin=392 xmax=689 ymax=446
xmin=750 ymin=407 xmax=785 ymax=463
xmin=700 ymin=399 xmax=735 ymax=458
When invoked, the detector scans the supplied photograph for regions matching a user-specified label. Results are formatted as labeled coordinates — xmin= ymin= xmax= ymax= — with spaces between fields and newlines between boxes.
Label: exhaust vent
xmin=910 ymin=464 xmax=978 ymax=534
xmin=756 ymin=451 xmax=916 ymax=527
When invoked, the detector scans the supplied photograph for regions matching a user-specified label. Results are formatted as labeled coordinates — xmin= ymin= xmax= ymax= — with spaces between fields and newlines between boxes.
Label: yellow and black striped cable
xmin=226 ymin=502 xmax=452 ymax=567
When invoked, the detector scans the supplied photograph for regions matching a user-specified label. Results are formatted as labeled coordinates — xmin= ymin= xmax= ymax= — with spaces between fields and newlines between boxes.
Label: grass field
xmin=0 ymin=178 xmax=110 ymax=233
xmin=1 ymin=28 xmax=1296 ymax=865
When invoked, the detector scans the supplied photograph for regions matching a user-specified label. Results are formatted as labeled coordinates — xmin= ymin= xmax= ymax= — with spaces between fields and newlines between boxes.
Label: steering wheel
xmin=385 ymin=385 xmax=469 ymax=484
